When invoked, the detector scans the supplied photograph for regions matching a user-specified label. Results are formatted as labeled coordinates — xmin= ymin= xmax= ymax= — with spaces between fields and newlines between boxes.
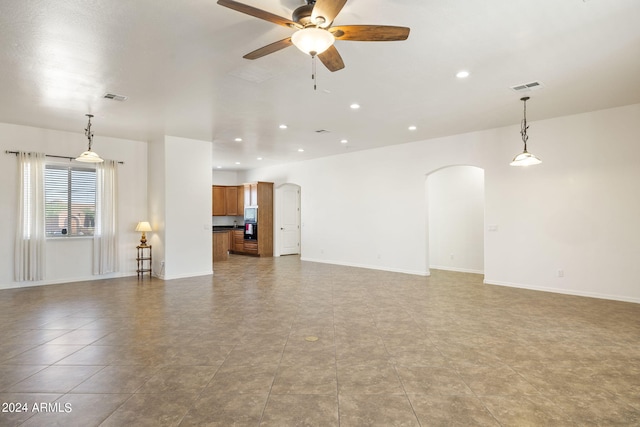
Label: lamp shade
xmin=135 ymin=221 xmax=152 ymax=232
xmin=75 ymin=150 xmax=104 ymax=163
xmin=291 ymin=27 xmax=335 ymax=56
xmin=510 ymin=150 xmax=542 ymax=167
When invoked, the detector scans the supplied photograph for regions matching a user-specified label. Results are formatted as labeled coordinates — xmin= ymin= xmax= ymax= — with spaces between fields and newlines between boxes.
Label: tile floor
xmin=0 ymin=255 xmax=639 ymax=426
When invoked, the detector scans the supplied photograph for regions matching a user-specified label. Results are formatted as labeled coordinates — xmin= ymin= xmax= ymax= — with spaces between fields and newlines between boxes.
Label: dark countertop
xmin=213 ymin=226 xmax=242 ymax=233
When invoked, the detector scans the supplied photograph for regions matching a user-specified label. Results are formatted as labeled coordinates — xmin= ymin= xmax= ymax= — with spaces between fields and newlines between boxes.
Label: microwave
xmin=244 ymin=206 xmax=258 ymax=223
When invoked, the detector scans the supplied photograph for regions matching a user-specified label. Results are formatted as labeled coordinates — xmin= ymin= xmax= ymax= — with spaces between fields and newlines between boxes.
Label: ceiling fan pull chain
xmin=311 ymin=53 xmax=317 ymax=91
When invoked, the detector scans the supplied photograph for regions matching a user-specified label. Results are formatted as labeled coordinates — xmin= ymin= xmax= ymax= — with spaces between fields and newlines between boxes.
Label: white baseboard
xmin=159 ymin=270 xmax=213 ymax=281
xmin=429 ymin=265 xmax=484 ymax=275
xmin=0 ymin=271 xmax=137 ymax=291
xmin=300 ymin=257 xmax=430 ymax=277
xmin=483 ymin=279 xmax=640 ymax=304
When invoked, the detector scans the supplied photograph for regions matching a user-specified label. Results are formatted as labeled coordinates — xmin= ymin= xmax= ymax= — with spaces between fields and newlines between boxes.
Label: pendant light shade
xmin=76 ymin=114 xmax=104 ymax=163
xmin=510 ymin=151 xmax=542 ymax=166
xmin=291 ymin=27 xmax=335 ymax=56
xmin=510 ymin=96 xmax=541 ymax=167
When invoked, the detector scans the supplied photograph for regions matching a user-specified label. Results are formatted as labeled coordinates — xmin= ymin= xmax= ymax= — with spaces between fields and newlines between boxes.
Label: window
xmin=45 ymin=164 xmax=96 ymax=237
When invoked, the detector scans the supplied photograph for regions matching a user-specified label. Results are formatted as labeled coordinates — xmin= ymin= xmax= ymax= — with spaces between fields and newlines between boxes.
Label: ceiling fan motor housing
xmin=292 ymin=4 xmax=315 ymax=26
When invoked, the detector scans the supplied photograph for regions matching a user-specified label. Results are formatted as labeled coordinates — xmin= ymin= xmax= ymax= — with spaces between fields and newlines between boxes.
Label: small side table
xmin=136 ymin=245 xmax=152 ymax=278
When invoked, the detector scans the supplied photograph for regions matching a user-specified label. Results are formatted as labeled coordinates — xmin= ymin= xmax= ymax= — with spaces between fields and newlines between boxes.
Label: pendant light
xmin=510 ymin=96 xmax=541 ymax=167
xmin=75 ymin=114 xmax=104 ymax=163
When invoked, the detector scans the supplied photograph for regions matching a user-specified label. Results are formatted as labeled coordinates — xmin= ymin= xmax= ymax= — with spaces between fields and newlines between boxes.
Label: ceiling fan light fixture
xmin=291 ymin=27 xmax=335 ymax=56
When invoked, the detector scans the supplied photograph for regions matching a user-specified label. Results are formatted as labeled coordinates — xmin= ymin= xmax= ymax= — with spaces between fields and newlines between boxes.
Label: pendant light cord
xmin=85 ymin=114 xmax=94 ymax=151
xmin=520 ymin=97 xmax=529 ymax=151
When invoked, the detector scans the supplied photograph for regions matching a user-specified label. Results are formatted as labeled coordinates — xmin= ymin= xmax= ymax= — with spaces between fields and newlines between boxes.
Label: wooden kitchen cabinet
xmin=243 ymin=240 xmax=258 ymax=254
xmin=255 ymin=182 xmax=273 ymax=257
xmin=232 ymin=230 xmax=244 ymax=252
xmin=237 ymin=185 xmax=244 ymax=215
xmin=244 ymin=183 xmax=258 ymax=207
xmin=212 ymin=186 xmax=226 ymax=216
xmin=213 ymin=185 xmax=243 ymax=216
xmin=228 ymin=182 xmax=273 ymax=257
xmin=225 ymin=186 xmax=239 ymax=215
xmin=212 ymin=231 xmax=229 ymax=262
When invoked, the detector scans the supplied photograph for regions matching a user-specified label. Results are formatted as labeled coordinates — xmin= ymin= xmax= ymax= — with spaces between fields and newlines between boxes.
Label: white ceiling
xmin=1 ymin=0 xmax=639 ymax=170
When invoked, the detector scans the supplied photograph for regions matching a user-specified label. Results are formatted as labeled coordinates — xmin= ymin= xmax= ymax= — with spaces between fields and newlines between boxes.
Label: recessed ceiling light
xmin=340 ymin=139 xmax=348 ymax=144
xmin=235 ymin=161 xmax=241 ymax=165
xmin=216 ymin=165 xmax=222 ymax=169
xmin=257 ymin=157 xmax=263 ymax=160
xmin=298 ymin=148 xmax=305 ymax=152
xmin=234 ymin=137 xmax=242 ymax=142
xmin=350 ymin=103 xmax=360 ymax=109
xmin=408 ymin=125 xmax=417 ymax=131
xmin=279 ymin=124 xmax=288 ymax=129
xmin=456 ymin=70 xmax=470 ymax=79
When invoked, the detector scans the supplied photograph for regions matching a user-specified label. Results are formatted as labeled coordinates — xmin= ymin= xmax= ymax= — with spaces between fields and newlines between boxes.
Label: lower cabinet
xmin=232 ymin=230 xmax=244 ymax=253
xmin=243 ymin=241 xmax=258 ymax=255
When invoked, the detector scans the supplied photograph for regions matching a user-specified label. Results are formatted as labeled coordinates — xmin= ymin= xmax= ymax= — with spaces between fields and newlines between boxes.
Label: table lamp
xmin=135 ymin=221 xmax=152 ymax=246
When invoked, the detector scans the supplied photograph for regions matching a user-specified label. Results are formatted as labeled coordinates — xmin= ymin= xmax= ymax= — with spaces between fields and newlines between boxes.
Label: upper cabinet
xmin=212 ymin=186 xmax=226 ymax=216
xmin=213 ymin=185 xmax=246 ymax=216
xmin=244 ymin=183 xmax=258 ymax=207
xmin=225 ymin=186 xmax=239 ymax=216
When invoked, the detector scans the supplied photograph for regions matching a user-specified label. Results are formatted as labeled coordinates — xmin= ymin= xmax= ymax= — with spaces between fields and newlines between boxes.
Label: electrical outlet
xmin=557 ymin=269 xmax=564 ymax=278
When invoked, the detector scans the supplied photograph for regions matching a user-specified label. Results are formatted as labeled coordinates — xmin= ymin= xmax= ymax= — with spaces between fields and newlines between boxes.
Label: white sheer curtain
xmin=14 ymin=152 xmax=46 ymax=281
xmin=93 ymin=159 xmax=119 ymax=274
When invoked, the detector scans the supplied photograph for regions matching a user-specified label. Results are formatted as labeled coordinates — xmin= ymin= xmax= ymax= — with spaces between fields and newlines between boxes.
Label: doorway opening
xmin=426 ymin=165 xmax=485 ymax=274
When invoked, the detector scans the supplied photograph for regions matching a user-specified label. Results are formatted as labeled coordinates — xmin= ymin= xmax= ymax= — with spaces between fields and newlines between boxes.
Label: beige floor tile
xmin=397 ymin=366 xmax=473 ymax=396
xmin=338 ymin=394 xmax=419 ymax=427
xmin=100 ymin=393 xmax=192 ymax=427
xmin=180 ymin=390 xmax=268 ymax=426
xmin=0 ymin=256 xmax=638 ymax=425
xmin=408 ymin=394 xmax=500 ymax=426
xmin=271 ymin=363 xmax=337 ymax=395
xmin=19 ymin=393 xmax=130 ymax=427
xmin=7 ymin=365 xmax=104 ymax=393
xmin=261 ymin=394 xmax=339 ymax=426
xmin=71 ymin=365 xmax=160 ymax=393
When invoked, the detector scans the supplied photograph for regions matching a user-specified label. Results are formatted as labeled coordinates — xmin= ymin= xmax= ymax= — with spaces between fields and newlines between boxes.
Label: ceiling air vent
xmin=103 ymin=93 xmax=128 ymax=102
xmin=510 ymin=81 xmax=543 ymax=92
xmin=315 ymin=129 xmax=330 ymax=133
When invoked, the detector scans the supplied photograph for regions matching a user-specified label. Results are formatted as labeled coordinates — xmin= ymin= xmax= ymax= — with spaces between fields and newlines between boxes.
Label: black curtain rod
xmin=5 ymin=150 xmax=124 ymax=164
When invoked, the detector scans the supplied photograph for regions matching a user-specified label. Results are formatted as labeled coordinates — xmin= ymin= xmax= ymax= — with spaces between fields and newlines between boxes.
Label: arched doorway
xmin=426 ymin=165 xmax=485 ymax=274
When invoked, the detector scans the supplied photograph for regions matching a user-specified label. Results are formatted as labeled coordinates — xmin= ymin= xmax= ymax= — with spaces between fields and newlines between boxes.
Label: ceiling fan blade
xmin=311 ymin=0 xmax=348 ymax=28
xmin=243 ymin=38 xmax=293 ymax=60
xmin=318 ymin=45 xmax=345 ymax=72
xmin=217 ymin=0 xmax=300 ymax=29
xmin=331 ymin=25 xmax=410 ymax=41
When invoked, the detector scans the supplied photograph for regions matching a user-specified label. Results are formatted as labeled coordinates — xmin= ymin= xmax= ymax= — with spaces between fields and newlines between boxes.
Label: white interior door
xmin=278 ymin=184 xmax=300 ymax=256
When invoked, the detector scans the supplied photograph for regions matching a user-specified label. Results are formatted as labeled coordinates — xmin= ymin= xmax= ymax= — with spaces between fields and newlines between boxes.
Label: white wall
xmin=243 ymin=103 xmax=640 ymax=303
xmin=212 ymin=170 xmax=240 ymax=185
xmin=158 ymin=136 xmax=213 ymax=280
xmin=0 ymin=122 xmax=147 ymax=289
xmin=147 ymin=137 xmax=166 ymax=277
xmin=428 ymin=166 xmax=484 ymax=274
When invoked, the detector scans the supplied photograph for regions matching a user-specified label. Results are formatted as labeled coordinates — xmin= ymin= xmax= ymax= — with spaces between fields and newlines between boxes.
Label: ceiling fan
xmin=217 ymin=0 xmax=410 ymax=72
